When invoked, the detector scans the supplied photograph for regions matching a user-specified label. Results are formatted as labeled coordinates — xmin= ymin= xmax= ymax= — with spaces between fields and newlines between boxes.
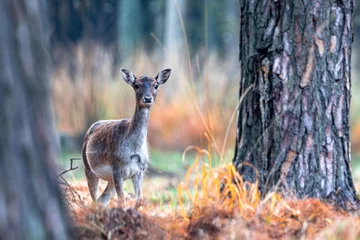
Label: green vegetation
xmin=149 ymin=149 xmax=186 ymax=175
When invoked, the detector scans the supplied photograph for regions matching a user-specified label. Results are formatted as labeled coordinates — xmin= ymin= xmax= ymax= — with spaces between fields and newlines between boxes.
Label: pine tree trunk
xmin=234 ymin=0 xmax=360 ymax=210
xmin=0 ymin=0 xmax=71 ymax=238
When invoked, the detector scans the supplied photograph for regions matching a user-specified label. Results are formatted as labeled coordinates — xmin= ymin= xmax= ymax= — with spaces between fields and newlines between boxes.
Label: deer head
xmin=120 ymin=68 xmax=172 ymax=107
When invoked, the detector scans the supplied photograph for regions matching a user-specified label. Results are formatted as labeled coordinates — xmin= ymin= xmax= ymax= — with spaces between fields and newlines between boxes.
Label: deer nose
xmin=144 ymin=96 xmax=153 ymax=103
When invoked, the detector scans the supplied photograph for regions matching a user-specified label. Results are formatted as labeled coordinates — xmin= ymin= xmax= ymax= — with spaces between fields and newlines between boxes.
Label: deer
xmin=82 ymin=68 xmax=172 ymax=207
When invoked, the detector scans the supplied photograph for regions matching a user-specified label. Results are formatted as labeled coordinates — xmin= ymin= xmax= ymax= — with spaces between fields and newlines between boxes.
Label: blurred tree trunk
xmin=207 ymin=1 xmax=225 ymax=56
xmin=234 ymin=0 xmax=360 ymax=210
xmin=151 ymin=0 xmax=166 ymax=53
xmin=118 ymin=0 xmax=142 ymax=60
xmin=163 ymin=0 xmax=186 ymax=98
xmin=49 ymin=0 xmax=118 ymax=49
xmin=0 ymin=0 xmax=71 ymax=239
xmin=185 ymin=0 xmax=204 ymax=60
xmin=81 ymin=0 xmax=118 ymax=46
xmin=49 ymin=0 xmax=83 ymax=45
xmin=165 ymin=0 xmax=186 ymax=58
xmin=224 ymin=0 xmax=239 ymax=61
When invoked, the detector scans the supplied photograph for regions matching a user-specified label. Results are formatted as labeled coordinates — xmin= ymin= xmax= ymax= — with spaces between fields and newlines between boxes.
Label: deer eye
xmin=134 ymin=83 xmax=140 ymax=89
xmin=154 ymin=84 xmax=159 ymax=90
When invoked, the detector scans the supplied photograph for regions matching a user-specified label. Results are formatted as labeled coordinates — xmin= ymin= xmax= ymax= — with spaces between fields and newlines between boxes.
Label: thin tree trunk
xmin=118 ymin=0 xmax=142 ymax=60
xmin=0 ymin=0 xmax=71 ymax=238
xmin=165 ymin=0 xmax=186 ymax=57
xmin=234 ymin=0 xmax=360 ymax=210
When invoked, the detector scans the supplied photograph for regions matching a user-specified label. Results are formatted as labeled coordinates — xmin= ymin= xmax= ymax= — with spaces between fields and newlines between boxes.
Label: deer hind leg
xmin=98 ymin=181 xmax=115 ymax=207
xmin=85 ymin=167 xmax=100 ymax=203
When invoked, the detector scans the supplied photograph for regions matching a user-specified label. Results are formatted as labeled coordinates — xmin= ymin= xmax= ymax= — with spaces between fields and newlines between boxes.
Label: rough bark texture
xmin=0 ymin=0 xmax=71 ymax=239
xmin=234 ymin=0 xmax=360 ymax=209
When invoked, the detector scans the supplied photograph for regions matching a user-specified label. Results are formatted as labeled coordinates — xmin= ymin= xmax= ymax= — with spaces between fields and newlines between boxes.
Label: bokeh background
xmin=51 ymin=0 xmax=360 ymax=182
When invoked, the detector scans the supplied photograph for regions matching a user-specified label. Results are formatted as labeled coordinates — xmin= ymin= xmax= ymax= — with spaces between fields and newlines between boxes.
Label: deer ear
xmin=120 ymin=68 xmax=136 ymax=85
xmin=155 ymin=69 xmax=172 ymax=85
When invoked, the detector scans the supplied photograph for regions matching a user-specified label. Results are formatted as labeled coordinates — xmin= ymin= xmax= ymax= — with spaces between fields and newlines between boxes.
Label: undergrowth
xmin=65 ymin=144 xmax=358 ymax=239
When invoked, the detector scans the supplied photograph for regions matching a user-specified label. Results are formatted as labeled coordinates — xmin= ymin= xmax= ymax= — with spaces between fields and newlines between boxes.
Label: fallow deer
xmin=82 ymin=68 xmax=172 ymax=207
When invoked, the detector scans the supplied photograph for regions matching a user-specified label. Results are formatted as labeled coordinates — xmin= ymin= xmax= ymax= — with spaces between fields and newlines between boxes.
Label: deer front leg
xmin=112 ymin=167 xmax=125 ymax=206
xmin=132 ymin=172 xmax=144 ymax=208
xmin=97 ymin=181 xmax=115 ymax=207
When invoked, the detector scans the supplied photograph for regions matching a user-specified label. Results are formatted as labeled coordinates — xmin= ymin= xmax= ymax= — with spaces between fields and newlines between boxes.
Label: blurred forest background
xmin=50 ymin=0 xmax=360 ymax=179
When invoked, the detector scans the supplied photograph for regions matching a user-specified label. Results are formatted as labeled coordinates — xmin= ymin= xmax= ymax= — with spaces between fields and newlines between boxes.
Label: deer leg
xmin=112 ymin=168 xmax=125 ymax=206
xmin=97 ymin=181 xmax=115 ymax=207
xmin=85 ymin=168 xmax=100 ymax=203
xmin=132 ymin=172 xmax=144 ymax=208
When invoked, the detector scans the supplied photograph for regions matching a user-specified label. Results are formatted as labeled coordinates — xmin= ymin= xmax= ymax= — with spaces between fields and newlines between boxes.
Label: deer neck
xmin=128 ymin=105 xmax=150 ymax=140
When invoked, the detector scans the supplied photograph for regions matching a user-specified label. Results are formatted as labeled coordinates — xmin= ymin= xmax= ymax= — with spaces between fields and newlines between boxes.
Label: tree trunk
xmin=82 ymin=0 xmax=118 ymax=46
xmin=118 ymin=0 xmax=142 ymax=60
xmin=49 ymin=0 xmax=83 ymax=45
xmin=0 ymin=0 xmax=71 ymax=238
xmin=165 ymin=0 xmax=186 ymax=57
xmin=234 ymin=0 xmax=360 ymax=210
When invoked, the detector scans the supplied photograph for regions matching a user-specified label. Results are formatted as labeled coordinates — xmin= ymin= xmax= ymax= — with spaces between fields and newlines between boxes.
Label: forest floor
xmin=63 ymin=165 xmax=360 ymax=240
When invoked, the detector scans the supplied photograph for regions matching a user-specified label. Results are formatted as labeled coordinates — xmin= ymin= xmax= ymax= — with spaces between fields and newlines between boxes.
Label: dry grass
xmin=65 ymin=175 xmax=356 ymax=239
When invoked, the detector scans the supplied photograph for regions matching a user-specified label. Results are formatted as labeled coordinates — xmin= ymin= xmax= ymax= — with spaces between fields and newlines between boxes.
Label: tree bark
xmin=234 ymin=0 xmax=360 ymax=210
xmin=0 ymin=0 xmax=71 ymax=238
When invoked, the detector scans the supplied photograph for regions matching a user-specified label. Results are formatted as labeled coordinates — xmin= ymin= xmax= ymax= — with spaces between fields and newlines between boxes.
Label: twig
xmin=147 ymin=163 xmax=179 ymax=179
xmin=58 ymin=158 xmax=81 ymax=177
xmin=58 ymin=157 xmax=84 ymax=210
